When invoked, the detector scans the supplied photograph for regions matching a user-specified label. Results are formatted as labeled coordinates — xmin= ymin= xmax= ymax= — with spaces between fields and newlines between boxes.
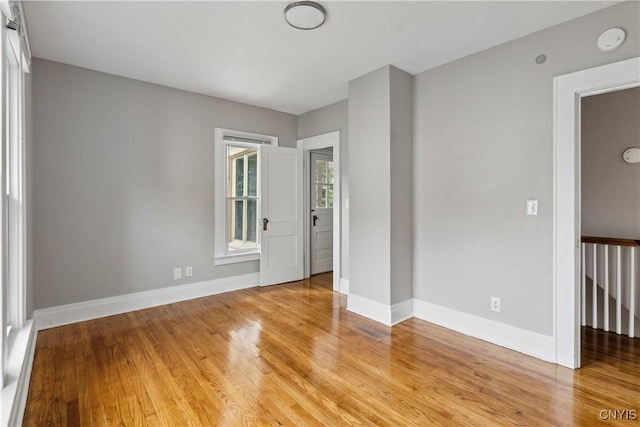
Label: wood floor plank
xmin=24 ymin=273 xmax=640 ymax=426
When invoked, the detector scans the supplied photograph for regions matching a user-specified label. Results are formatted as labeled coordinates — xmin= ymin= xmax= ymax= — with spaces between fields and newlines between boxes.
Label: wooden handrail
xmin=581 ymin=236 xmax=640 ymax=247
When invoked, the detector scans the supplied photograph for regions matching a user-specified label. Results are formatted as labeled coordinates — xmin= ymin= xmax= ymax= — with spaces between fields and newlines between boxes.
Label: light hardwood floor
xmin=25 ymin=273 xmax=639 ymax=426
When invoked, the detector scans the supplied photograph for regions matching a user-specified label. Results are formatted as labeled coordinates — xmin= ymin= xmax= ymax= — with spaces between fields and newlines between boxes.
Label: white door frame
xmin=298 ymin=131 xmax=341 ymax=292
xmin=553 ymin=57 xmax=639 ymax=369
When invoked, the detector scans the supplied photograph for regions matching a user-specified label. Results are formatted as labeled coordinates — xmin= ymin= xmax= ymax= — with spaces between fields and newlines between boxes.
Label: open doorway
xmin=298 ymin=131 xmax=341 ymax=292
xmin=310 ymin=148 xmax=334 ymax=275
xmin=554 ymin=57 xmax=639 ymax=369
xmin=579 ymin=87 xmax=640 ymax=365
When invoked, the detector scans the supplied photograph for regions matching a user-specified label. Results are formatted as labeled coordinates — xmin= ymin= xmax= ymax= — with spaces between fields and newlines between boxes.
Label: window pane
xmin=314 ymin=185 xmax=324 ymax=209
xmin=315 ymin=160 xmax=326 ymax=184
xmin=235 ymin=157 xmax=244 ymax=197
xmin=225 ymin=143 xmax=260 ymax=253
xmin=248 ymin=153 xmax=257 ymax=197
xmin=227 ymin=199 xmax=259 ymax=252
xmin=234 ymin=200 xmax=243 ymax=241
xmin=314 ymin=184 xmax=335 ymax=209
xmin=314 ymin=159 xmax=334 ymax=185
xmin=247 ymin=199 xmax=257 ymax=242
xmin=326 ymin=161 xmax=334 ymax=184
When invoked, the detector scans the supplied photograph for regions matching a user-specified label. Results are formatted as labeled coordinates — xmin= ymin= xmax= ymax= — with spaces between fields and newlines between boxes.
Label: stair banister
xmin=581 ymin=236 xmax=639 ymax=339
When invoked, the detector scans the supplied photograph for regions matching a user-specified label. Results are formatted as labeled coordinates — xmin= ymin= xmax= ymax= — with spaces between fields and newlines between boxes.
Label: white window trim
xmin=1 ymin=4 xmax=33 ymax=425
xmin=213 ymin=128 xmax=277 ymax=266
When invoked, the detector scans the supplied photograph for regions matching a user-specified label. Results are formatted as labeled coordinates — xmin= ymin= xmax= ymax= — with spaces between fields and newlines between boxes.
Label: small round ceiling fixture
xmin=284 ymin=1 xmax=326 ymax=30
xmin=623 ymin=148 xmax=640 ymax=164
xmin=597 ymin=28 xmax=626 ymax=52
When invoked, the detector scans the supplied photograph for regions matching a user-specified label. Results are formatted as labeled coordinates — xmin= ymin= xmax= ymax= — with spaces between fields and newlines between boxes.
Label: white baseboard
xmin=413 ymin=299 xmax=556 ymax=363
xmin=34 ymin=273 xmax=260 ymax=330
xmin=347 ymin=294 xmax=413 ymax=326
xmin=347 ymin=294 xmax=393 ymax=325
xmin=1 ymin=320 xmax=37 ymax=427
xmin=391 ymin=299 xmax=413 ymax=325
xmin=339 ymin=278 xmax=349 ymax=295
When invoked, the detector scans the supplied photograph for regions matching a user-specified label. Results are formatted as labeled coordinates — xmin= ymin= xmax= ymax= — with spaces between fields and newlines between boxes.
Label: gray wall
xmin=349 ymin=66 xmax=392 ymax=304
xmin=298 ymin=100 xmax=350 ymax=279
xmin=33 ymin=58 xmax=297 ymax=309
xmin=347 ymin=65 xmax=414 ymax=306
xmin=389 ymin=67 xmax=413 ymax=305
xmin=413 ymin=1 xmax=640 ymax=335
xmin=581 ymin=87 xmax=640 ymax=239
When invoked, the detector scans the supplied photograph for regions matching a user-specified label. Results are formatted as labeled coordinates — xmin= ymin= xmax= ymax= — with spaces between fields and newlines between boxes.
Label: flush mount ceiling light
xmin=284 ymin=1 xmax=326 ymax=30
xmin=597 ymin=28 xmax=626 ymax=52
xmin=623 ymin=148 xmax=640 ymax=164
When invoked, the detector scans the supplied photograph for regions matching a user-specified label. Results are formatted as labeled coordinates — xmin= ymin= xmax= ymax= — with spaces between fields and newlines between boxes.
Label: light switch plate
xmin=526 ymin=200 xmax=538 ymax=216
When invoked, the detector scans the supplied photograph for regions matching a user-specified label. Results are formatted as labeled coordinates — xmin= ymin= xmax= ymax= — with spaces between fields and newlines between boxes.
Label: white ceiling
xmin=24 ymin=1 xmax=617 ymax=115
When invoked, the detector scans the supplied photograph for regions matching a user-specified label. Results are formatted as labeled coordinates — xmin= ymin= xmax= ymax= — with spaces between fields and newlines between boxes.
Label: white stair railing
xmin=581 ymin=236 xmax=639 ymax=339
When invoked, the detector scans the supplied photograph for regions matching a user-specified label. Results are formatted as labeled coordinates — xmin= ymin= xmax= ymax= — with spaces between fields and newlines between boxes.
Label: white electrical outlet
xmin=490 ymin=297 xmax=501 ymax=312
xmin=173 ymin=267 xmax=182 ymax=280
xmin=186 ymin=266 xmax=193 ymax=277
xmin=526 ymin=199 xmax=538 ymax=216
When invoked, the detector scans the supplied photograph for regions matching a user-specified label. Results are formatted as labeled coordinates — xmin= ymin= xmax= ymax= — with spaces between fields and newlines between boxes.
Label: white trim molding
xmin=214 ymin=252 xmax=259 ymax=266
xmin=34 ymin=273 xmax=260 ymax=330
xmin=347 ymin=294 xmax=413 ymax=326
xmin=391 ymin=299 xmax=413 ymax=325
xmin=413 ymin=299 xmax=555 ymax=363
xmin=553 ymin=57 xmax=640 ymax=369
xmin=347 ymin=294 xmax=391 ymax=325
xmin=339 ymin=278 xmax=349 ymax=295
xmin=1 ymin=320 xmax=36 ymax=427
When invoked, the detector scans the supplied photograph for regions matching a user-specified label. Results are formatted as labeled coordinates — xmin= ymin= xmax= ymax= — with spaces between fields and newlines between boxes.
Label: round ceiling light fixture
xmin=597 ymin=28 xmax=626 ymax=52
xmin=284 ymin=1 xmax=326 ymax=30
xmin=623 ymin=148 xmax=640 ymax=164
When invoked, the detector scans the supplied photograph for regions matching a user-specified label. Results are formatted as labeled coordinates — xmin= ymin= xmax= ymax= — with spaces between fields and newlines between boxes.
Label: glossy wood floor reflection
xmin=25 ymin=273 xmax=640 ymax=426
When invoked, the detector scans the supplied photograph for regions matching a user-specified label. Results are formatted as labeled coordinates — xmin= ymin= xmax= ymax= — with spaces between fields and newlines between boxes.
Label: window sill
xmin=214 ymin=252 xmax=260 ymax=266
xmin=1 ymin=320 xmax=36 ymax=427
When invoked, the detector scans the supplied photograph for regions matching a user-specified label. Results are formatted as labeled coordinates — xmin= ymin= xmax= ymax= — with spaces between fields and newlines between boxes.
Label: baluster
xmin=604 ymin=245 xmax=609 ymax=332
xmin=592 ymin=243 xmax=597 ymax=330
xmin=630 ymin=247 xmax=636 ymax=339
xmin=616 ymin=245 xmax=622 ymax=335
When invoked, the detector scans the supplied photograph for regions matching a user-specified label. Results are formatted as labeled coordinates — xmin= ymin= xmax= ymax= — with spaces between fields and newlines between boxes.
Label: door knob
xmin=263 ymin=218 xmax=269 ymax=231
xmin=313 ymin=215 xmax=318 ymax=226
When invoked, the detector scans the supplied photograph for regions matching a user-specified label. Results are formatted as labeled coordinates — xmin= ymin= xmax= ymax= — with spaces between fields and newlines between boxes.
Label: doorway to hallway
xmin=310 ymin=150 xmax=334 ymax=275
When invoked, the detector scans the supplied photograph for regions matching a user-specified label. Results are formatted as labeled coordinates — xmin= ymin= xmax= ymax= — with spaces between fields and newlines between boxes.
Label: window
xmin=214 ymin=129 xmax=277 ymax=265
xmin=1 ymin=0 xmax=30 ymax=400
xmin=227 ymin=146 xmax=258 ymax=251
xmin=313 ymin=158 xmax=334 ymax=209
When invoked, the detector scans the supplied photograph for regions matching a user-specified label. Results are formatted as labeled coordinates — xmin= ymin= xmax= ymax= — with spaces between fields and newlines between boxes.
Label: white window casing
xmin=213 ymin=128 xmax=277 ymax=265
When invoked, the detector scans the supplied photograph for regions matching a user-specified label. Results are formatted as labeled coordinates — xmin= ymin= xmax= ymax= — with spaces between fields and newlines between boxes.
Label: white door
xmin=260 ymin=145 xmax=304 ymax=286
xmin=310 ymin=152 xmax=334 ymax=275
